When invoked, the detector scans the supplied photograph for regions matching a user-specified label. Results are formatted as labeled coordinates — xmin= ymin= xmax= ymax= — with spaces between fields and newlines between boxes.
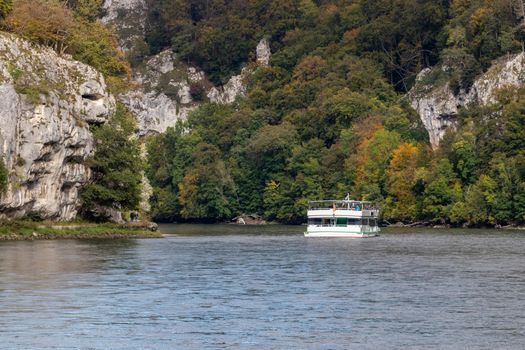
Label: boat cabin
xmin=305 ymin=199 xmax=380 ymax=237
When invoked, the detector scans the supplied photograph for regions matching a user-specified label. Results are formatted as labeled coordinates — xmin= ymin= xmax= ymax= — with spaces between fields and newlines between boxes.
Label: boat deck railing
xmin=311 ymin=224 xmax=355 ymax=227
xmin=308 ymin=200 xmax=377 ymax=211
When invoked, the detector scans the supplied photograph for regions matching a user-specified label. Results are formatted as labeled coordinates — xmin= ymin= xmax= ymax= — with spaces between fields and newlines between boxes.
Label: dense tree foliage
xmin=81 ymin=104 xmax=143 ymax=214
xmin=2 ymin=0 xmax=524 ymax=226
xmin=145 ymin=0 xmax=525 ymax=91
xmin=0 ymin=0 xmax=12 ymax=19
xmin=146 ymin=0 xmax=525 ymax=226
xmin=145 ymin=0 xmax=301 ymax=84
xmin=1 ymin=0 xmax=129 ymax=90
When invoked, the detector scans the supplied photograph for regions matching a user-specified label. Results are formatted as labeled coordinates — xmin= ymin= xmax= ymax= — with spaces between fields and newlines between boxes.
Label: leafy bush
xmin=2 ymin=0 xmax=130 ymax=89
xmin=3 ymin=0 xmax=75 ymax=53
xmin=0 ymin=0 xmax=12 ymax=19
xmin=0 ymin=157 xmax=8 ymax=193
xmin=189 ymin=82 xmax=205 ymax=101
xmin=81 ymin=104 xmax=142 ymax=212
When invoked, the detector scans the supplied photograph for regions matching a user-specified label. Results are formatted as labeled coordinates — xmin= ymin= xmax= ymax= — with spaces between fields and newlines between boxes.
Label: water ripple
xmin=0 ymin=225 xmax=524 ymax=349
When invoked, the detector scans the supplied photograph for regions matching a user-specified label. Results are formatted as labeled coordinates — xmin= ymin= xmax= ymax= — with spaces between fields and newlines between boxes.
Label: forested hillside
xmin=145 ymin=0 xmax=525 ymax=226
xmin=1 ymin=0 xmax=524 ymax=226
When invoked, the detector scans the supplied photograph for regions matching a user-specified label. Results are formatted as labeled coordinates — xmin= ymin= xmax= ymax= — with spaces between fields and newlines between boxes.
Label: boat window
xmin=369 ymin=218 xmax=377 ymax=227
xmin=336 ymin=218 xmax=347 ymax=226
xmin=308 ymin=218 xmax=322 ymax=225
xmin=321 ymin=218 xmax=335 ymax=226
xmin=347 ymin=219 xmax=362 ymax=225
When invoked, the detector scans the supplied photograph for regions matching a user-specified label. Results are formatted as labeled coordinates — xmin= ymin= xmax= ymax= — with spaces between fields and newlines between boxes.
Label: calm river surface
xmin=1 ymin=225 xmax=525 ymax=349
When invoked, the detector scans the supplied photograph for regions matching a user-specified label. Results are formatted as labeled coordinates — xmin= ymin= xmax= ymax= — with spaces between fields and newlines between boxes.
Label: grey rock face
xmin=409 ymin=53 xmax=525 ymax=149
xmin=119 ymin=51 xmax=210 ymax=136
xmin=466 ymin=53 xmax=525 ymax=105
xmin=0 ymin=33 xmax=115 ymax=220
xmin=208 ymin=38 xmax=270 ymax=104
xmin=408 ymin=68 xmax=461 ymax=148
xmin=101 ymin=0 xmax=147 ymax=52
xmin=256 ymin=38 xmax=271 ymax=66
xmin=102 ymin=0 xmax=273 ymax=135
xmin=208 ymin=72 xmax=247 ymax=104
xmin=123 ymin=39 xmax=271 ymax=135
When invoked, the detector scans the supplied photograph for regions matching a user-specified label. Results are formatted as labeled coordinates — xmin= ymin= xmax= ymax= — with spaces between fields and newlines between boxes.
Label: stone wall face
xmin=0 ymin=34 xmax=115 ymax=220
xmin=409 ymin=53 xmax=525 ymax=149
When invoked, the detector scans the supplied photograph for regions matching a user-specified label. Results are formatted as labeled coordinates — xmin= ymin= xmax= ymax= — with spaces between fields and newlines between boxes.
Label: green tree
xmin=0 ymin=157 xmax=8 ymax=193
xmin=384 ymin=143 xmax=422 ymax=221
xmin=352 ymin=128 xmax=401 ymax=201
xmin=81 ymin=104 xmax=143 ymax=213
xmin=463 ymin=174 xmax=498 ymax=226
xmin=357 ymin=0 xmax=449 ymax=90
xmin=0 ymin=0 xmax=12 ymax=19
xmin=178 ymin=143 xmax=236 ymax=220
xmin=451 ymin=132 xmax=479 ymax=184
xmin=4 ymin=0 xmax=129 ymax=90
xmin=488 ymin=154 xmax=522 ymax=224
xmin=67 ymin=0 xmax=104 ymax=21
xmin=422 ymin=159 xmax=463 ymax=223
xmin=514 ymin=182 xmax=525 ymax=223
xmin=146 ymin=123 xmax=201 ymax=221
xmin=70 ymin=19 xmax=130 ymax=79
xmin=4 ymin=0 xmax=75 ymax=54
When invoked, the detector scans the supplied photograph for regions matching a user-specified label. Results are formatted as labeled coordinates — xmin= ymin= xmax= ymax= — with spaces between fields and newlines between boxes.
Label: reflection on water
xmin=0 ymin=240 xmax=138 ymax=289
xmin=0 ymin=226 xmax=524 ymax=349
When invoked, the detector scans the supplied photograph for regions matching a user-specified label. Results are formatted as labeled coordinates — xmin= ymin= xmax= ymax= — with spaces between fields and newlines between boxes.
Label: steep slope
xmin=121 ymin=41 xmax=269 ymax=136
xmin=0 ymin=33 xmax=115 ymax=220
xmin=101 ymin=0 xmax=148 ymax=53
xmin=409 ymin=53 xmax=525 ymax=149
xmin=102 ymin=0 xmax=270 ymax=135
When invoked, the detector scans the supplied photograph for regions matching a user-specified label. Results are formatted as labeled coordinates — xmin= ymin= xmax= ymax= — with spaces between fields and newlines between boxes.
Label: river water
xmin=1 ymin=225 xmax=524 ymax=349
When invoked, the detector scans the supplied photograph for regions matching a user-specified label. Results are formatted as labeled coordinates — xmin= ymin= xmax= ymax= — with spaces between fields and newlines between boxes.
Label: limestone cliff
xmin=119 ymin=51 xmax=211 ymax=136
xmin=0 ymin=33 xmax=115 ymax=220
xmin=409 ymin=53 xmax=525 ymax=149
xmin=120 ymin=40 xmax=270 ymax=136
xmin=101 ymin=0 xmax=147 ymax=53
xmin=102 ymin=0 xmax=271 ymax=135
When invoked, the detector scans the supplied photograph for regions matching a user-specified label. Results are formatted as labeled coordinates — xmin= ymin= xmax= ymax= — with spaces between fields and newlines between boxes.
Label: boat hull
xmin=304 ymin=226 xmax=380 ymax=238
xmin=304 ymin=232 xmax=379 ymax=238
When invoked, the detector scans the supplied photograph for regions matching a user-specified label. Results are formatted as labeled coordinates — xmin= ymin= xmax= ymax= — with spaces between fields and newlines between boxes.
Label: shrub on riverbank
xmin=81 ymin=104 xmax=143 ymax=217
xmin=0 ymin=158 xmax=7 ymax=193
xmin=0 ymin=220 xmax=161 ymax=240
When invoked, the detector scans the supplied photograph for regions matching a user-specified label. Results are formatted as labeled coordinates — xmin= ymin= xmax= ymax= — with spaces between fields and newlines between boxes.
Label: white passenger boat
xmin=304 ymin=195 xmax=380 ymax=238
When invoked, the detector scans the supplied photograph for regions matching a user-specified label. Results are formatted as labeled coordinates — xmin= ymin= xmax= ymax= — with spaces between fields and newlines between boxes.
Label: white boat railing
xmin=308 ymin=200 xmax=378 ymax=211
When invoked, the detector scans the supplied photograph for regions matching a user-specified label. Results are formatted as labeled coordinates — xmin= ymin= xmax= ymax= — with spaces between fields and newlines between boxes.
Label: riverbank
xmin=0 ymin=220 xmax=163 ymax=241
xmin=384 ymin=221 xmax=525 ymax=230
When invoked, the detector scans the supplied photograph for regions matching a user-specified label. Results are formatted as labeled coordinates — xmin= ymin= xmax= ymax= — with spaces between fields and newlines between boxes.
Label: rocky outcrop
xmin=0 ymin=33 xmax=115 ymax=220
xmin=119 ymin=51 xmax=211 ymax=135
xmin=101 ymin=0 xmax=147 ymax=52
xmin=101 ymin=0 xmax=272 ymax=135
xmin=121 ymin=39 xmax=271 ymax=135
xmin=256 ymin=38 xmax=271 ymax=66
xmin=232 ymin=214 xmax=267 ymax=225
xmin=207 ymin=72 xmax=248 ymax=104
xmin=409 ymin=53 xmax=525 ymax=149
